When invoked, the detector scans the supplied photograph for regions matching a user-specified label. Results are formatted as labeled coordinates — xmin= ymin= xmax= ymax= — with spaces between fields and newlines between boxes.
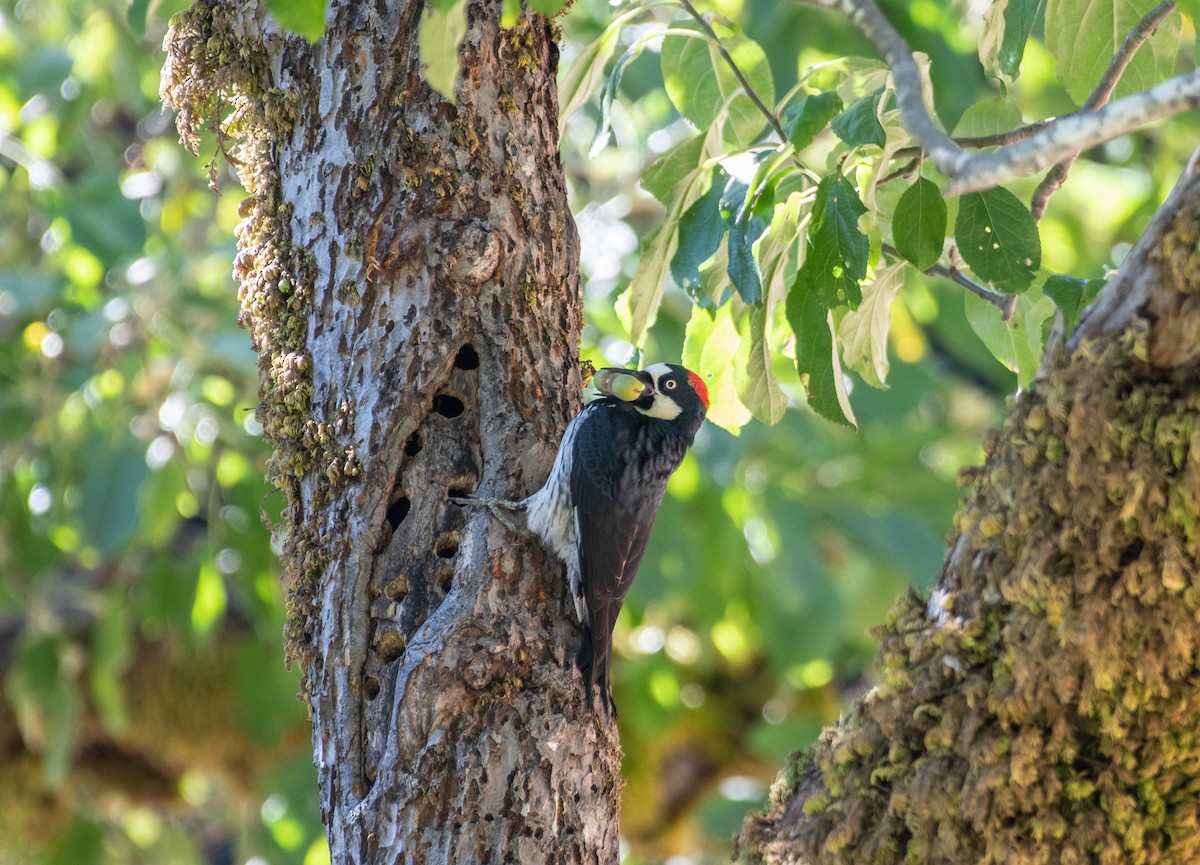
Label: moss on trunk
xmin=740 ymin=184 xmax=1200 ymax=864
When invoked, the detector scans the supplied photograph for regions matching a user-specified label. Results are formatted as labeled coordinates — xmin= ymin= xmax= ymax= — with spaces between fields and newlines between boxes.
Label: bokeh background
xmin=1 ymin=0 xmax=1193 ymax=862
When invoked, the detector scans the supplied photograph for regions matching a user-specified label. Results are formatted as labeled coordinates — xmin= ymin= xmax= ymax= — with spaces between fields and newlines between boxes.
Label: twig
xmin=881 ymin=243 xmax=1016 ymax=319
xmin=677 ymin=0 xmax=790 ymax=144
xmin=1030 ymin=0 xmax=1176 ymax=221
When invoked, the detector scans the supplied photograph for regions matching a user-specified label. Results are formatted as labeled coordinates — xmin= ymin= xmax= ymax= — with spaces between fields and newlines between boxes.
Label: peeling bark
xmin=738 ymin=159 xmax=1200 ymax=863
xmin=163 ymin=1 xmax=619 ymax=863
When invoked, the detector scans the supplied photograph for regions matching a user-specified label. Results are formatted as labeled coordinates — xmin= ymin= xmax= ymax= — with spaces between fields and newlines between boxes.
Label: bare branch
xmin=799 ymin=0 xmax=1200 ymax=196
xmin=882 ymin=243 xmax=1016 ymax=319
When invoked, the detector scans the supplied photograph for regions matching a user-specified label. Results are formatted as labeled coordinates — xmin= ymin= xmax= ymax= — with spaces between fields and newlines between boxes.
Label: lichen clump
xmin=160 ymin=2 xmax=343 ymax=673
xmin=746 ymin=323 xmax=1200 ymax=865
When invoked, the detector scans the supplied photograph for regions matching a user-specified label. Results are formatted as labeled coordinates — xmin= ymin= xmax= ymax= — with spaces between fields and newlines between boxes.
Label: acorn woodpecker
xmin=455 ymin=363 xmax=709 ymax=716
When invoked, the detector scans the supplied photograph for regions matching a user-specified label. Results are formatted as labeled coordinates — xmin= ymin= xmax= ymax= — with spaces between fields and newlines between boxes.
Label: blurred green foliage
xmin=0 ymin=0 xmax=1196 ymax=864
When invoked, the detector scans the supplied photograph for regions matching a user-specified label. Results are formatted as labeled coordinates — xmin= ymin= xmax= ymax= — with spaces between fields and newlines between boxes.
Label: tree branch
xmin=1031 ymin=0 xmax=1176 ymax=220
xmin=798 ymin=0 xmax=1200 ymax=196
xmin=883 ymin=243 xmax=1017 ymax=319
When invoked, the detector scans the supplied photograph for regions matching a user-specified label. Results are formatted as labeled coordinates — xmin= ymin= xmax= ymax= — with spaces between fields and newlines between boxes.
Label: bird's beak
xmin=593 ymin=368 xmax=652 ymax=402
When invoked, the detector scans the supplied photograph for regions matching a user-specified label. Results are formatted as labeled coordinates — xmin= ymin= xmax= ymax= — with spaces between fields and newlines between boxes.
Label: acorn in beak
xmin=593 ymin=367 xmax=653 ymax=402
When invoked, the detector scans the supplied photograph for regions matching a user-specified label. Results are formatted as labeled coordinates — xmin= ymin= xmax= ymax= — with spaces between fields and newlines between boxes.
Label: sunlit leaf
xmin=528 ymin=0 xmax=570 ymax=16
xmin=955 ymin=187 xmax=1040 ymax=294
xmin=838 ymin=260 xmax=906 ymax=389
xmin=951 ymin=97 xmax=1023 ymax=137
xmin=1044 ymin=0 xmax=1180 ymax=104
xmin=979 ymin=0 xmax=1042 ymax=82
xmin=734 ymin=304 xmax=787 ymax=424
xmin=264 ymin=0 xmax=327 ymax=41
xmin=682 ymin=305 xmax=751 ymax=431
xmin=964 ymin=291 xmax=1056 ymax=387
xmin=558 ymin=8 xmax=646 ymax=130
xmin=418 ymin=0 xmax=467 ymax=104
xmin=661 ymin=21 xmax=774 ymax=147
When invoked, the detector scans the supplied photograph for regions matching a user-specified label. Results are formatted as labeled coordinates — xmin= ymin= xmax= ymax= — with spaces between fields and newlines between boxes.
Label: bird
xmin=453 ymin=363 xmax=709 ymax=717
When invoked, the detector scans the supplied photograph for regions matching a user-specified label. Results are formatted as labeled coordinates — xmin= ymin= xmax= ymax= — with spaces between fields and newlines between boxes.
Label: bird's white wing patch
xmin=571 ymin=506 xmax=588 ymax=623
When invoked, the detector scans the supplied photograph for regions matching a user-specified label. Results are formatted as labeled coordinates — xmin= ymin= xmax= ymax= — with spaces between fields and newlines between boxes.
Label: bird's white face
xmin=639 ymin=362 xmax=684 ymax=420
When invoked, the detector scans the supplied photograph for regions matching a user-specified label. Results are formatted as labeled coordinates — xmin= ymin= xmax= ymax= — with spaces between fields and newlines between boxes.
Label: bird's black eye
xmin=663 ymin=378 xmax=678 ymax=390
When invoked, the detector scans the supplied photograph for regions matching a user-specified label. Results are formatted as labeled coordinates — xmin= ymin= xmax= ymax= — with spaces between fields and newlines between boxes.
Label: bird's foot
xmin=450 ymin=494 xmax=525 ymax=532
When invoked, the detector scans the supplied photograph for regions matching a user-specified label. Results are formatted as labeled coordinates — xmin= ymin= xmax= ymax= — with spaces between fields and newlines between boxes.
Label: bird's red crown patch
xmin=688 ymin=370 xmax=710 ymax=410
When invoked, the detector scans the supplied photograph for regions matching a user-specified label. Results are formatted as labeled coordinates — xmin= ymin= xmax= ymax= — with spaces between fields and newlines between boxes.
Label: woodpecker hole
xmin=385 ymin=573 xmax=409 ymax=600
xmin=438 ymin=566 xmax=454 ymax=594
xmin=435 ymin=532 xmax=461 ymax=559
xmin=364 ymin=676 xmax=381 ymax=701
xmin=386 ymin=496 xmax=411 ymax=531
xmin=534 ymin=828 xmax=544 ymax=841
xmin=404 ymin=432 xmax=423 ymax=456
xmin=385 ymin=320 xmax=395 ymax=334
xmin=432 ymin=394 xmax=465 ymax=418
xmin=453 ymin=343 xmax=480 ymax=370
xmin=365 ymin=765 xmax=378 ymax=785
xmin=377 ymin=629 xmax=406 ymax=662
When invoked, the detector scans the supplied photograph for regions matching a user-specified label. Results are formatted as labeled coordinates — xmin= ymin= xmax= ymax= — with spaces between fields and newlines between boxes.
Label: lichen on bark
xmin=161 ymin=2 xmax=350 ymax=674
xmin=741 ymin=187 xmax=1200 ymax=864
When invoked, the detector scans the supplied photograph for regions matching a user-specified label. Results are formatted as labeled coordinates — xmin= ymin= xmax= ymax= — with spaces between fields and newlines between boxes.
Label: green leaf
xmin=682 ymin=305 xmax=751 ymax=432
xmin=955 ymin=187 xmax=1041 ymax=294
xmin=419 ymin=0 xmax=468 ymax=104
xmin=264 ymin=0 xmax=327 ymax=41
xmin=892 ymin=178 xmax=946 ymax=270
xmin=1044 ymin=274 xmax=1104 ymax=331
xmin=558 ymin=8 xmax=645 ymax=130
xmin=642 ymin=134 xmax=707 ymax=204
xmin=831 ymin=90 xmax=885 ymax=148
xmin=7 ymin=636 xmax=82 ymax=788
xmin=61 ymin=171 xmax=146 ymax=264
xmin=592 ymin=37 xmax=650 ymax=155
xmin=1044 ymin=0 xmax=1180 ymax=104
xmin=979 ymin=0 xmax=1042 ymax=82
xmin=661 ymin=21 xmax=775 ymax=147
xmin=89 ymin=597 xmax=132 ymax=733
xmin=619 ymin=225 xmax=678 ymax=346
xmin=528 ymin=0 xmax=570 ymax=16
xmin=735 ymin=304 xmax=787 ymax=424
xmin=787 ymin=272 xmax=856 ymax=428
xmin=79 ymin=436 xmax=147 ymax=554
xmin=802 ymin=172 xmax=869 ymax=307
xmin=128 ymin=0 xmax=150 ymax=36
xmin=1181 ymin=0 xmax=1200 ymax=20
xmin=951 ymin=97 xmax=1023 ymax=138
xmin=838 ymin=260 xmax=906 ymax=388
xmin=671 ymin=169 xmax=730 ymax=297
xmin=720 ymin=179 xmax=769 ymax=304
xmin=964 ymin=291 xmax=1056 ymax=387
xmin=780 ymin=92 xmax=843 ymax=150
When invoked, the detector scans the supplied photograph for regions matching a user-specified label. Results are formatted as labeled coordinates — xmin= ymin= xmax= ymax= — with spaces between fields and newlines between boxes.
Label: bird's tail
xmin=575 ymin=624 xmax=617 ymax=719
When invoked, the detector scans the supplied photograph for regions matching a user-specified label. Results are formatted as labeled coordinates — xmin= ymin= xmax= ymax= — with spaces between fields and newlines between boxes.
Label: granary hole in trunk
xmin=404 ymin=432 xmax=422 ymax=456
xmin=453 ymin=343 xmax=480 ymax=370
xmin=432 ymin=393 xmax=465 ymax=417
xmin=377 ymin=629 xmax=406 ymax=663
xmin=386 ymin=495 xmax=411 ymax=531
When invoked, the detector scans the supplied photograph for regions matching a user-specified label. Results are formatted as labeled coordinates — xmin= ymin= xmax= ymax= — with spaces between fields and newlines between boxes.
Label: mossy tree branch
xmin=738 ymin=155 xmax=1200 ymax=864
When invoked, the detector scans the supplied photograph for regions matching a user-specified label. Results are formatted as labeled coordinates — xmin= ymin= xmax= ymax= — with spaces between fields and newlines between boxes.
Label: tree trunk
xmin=738 ymin=155 xmax=1200 ymax=864
xmin=163 ymin=2 xmax=621 ymax=863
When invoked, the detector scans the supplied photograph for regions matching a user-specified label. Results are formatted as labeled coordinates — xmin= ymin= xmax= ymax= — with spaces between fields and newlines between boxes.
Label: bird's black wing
xmin=570 ymin=407 xmax=663 ymax=715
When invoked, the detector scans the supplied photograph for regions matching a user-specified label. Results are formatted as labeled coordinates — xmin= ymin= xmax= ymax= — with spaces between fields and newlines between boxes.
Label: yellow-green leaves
xmin=978 ymin=0 xmax=1041 ymax=83
xmin=1044 ymin=0 xmax=1180 ymax=104
xmin=788 ymin=273 xmax=856 ymax=428
xmin=419 ymin=0 xmax=468 ymax=103
xmin=264 ymin=0 xmax=328 ymax=42
xmin=660 ymin=20 xmax=775 ymax=147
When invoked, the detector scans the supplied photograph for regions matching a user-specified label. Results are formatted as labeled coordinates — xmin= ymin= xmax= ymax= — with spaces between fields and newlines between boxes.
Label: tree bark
xmin=738 ymin=155 xmax=1200 ymax=863
xmin=163 ymin=2 xmax=620 ymax=863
